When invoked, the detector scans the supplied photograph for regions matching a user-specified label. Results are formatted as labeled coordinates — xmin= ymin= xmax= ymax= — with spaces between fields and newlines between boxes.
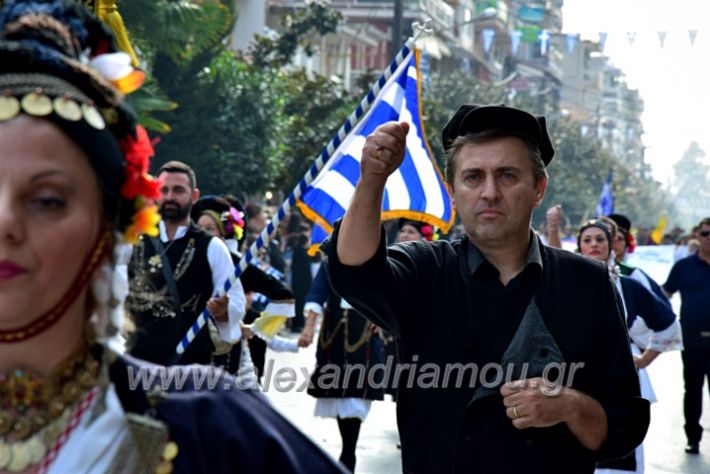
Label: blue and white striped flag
xmin=297 ymin=50 xmax=454 ymax=252
xmin=596 ymin=172 xmax=614 ymax=217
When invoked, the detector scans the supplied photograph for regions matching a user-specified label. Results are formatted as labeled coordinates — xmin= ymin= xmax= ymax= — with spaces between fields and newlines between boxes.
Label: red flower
xmin=120 ymin=125 xmax=154 ymax=174
xmin=120 ymin=126 xmax=159 ymax=200
xmin=420 ymin=225 xmax=434 ymax=241
xmin=627 ymin=232 xmax=637 ymax=254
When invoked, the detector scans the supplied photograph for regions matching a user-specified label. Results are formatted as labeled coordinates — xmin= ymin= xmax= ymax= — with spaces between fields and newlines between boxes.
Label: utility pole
xmin=391 ymin=0 xmax=404 ymax=58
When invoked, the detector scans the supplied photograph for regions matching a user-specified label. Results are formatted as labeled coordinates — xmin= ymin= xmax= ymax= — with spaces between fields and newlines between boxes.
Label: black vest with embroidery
xmin=127 ymin=224 xmax=214 ymax=365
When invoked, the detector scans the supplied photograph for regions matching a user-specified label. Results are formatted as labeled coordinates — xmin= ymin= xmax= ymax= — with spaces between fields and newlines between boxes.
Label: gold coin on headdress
xmin=21 ymin=92 xmax=53 ymax=116
xmin=155 ymin=460 xmax=173 ymax=474
xmin=27 ymin=436 xmax=46 ymax=464
xmin=82 ymin=103 xmax=106 ymax=130
xmin=162 ymin=441 xmax=179 ymax=461
xmin=0 ymin=444 xmax=9 ymax=468
xmin=12 ymin=417 xmax=31 ymax=439
xmin=0 ymin=411 xmax=11 ymax=435
xmin=101 ymin=107 xmax=119 ymax=125
xmin=53 ymin=97 xmax=82 ymax=121
xmin=8 ymin=443 xmax=32 ymax=472
xmin=0 ymin=95 xmax=20 ymax=121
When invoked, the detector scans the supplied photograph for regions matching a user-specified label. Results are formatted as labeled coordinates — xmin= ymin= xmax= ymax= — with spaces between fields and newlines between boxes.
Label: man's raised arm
xmin=337 ymin=121 xmax=410 ymax=266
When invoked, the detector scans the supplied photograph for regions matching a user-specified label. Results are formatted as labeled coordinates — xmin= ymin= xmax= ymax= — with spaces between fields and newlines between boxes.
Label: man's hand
xmin=337 ymin=121 xmax=410 ymax=266
xmin=360 ymin=121 xmax=410 ymax=183
xmin=241 ymin=323 xmax=254 ymax=340
xmin=207 ymin=294 xmax=229 ymax=322
xmin=298 ymin=329 xmax=314 ymax=348
xmin=500 ymin=377 xmax=608 ymax=450
xmin=501 ymin=377 xmax=569 ymax=429
xmin=545 ymin=205 xmax=563 ymax=248
xmin=546 ymin=205 xmax=563 ymax=230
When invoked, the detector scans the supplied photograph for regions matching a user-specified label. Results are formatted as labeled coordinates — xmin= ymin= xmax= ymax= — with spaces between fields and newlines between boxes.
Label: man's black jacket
xmin=327 ymin=223 xmax=650 ymax=474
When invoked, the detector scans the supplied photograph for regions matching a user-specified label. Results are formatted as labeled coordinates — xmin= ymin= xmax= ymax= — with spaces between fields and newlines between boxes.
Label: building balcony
xmin=269 ymin=0 xmax=455 ymax=32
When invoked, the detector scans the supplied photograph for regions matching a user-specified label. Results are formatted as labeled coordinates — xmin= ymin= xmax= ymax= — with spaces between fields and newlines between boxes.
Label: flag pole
xmin=173 ymin=22 xmax=432 ymax=359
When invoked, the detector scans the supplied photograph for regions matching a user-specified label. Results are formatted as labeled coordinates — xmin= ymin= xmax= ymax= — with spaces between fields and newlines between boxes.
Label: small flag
xmin=539 ymin=29 xmax=550 ymax=55
xmin=599 ymin=32 xmax=608 ymax=51
xmin=596 ymin=172 xmax=614 ymax=217
xmin=650 ymin=216 xmax=668 ymax=244
xmin=565 ymin=34 xmax=578 ymax=54
xmin=689 ymin=29 xmax=698 ymax=47
xmin=657 ymin=31 xmax=667 ymax=48
xmin=627 ymin=32 xmax=637 ymax=47
xmin=297 ymin=50 xmax=455 ymax=254
xmin=510 ymin=30 xmax=522 ymax=55
xmin=482 ymin=29 xmax=496 ymax=53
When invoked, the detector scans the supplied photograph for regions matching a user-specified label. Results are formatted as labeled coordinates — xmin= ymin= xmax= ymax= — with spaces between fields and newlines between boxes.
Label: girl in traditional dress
xmin=576 ymin=220 xmax=682 ymax=474
xmin=0 ymin=1 xmax=345 ymax=472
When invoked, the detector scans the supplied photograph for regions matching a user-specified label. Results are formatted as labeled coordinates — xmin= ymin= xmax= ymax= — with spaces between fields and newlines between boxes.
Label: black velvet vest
xmin=127 ymin=223 xmax=214 ymax=365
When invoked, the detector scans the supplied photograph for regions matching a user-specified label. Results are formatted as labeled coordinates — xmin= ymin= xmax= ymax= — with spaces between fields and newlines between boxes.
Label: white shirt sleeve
xmin=207 ymin=237 xmax=246 ymax=343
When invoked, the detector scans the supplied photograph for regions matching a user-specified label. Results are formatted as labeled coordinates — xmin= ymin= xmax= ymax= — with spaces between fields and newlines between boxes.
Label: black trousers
xmin=682 ymin=347 xmax=710 ymax=443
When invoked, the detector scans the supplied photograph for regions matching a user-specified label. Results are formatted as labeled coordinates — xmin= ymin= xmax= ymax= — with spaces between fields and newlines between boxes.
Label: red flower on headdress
xmin=627 ymin=232 xmax=637 ymax=254
xmin=120 ymin=126 xmax=161 ymax=200
xmin=117 ymin=126 xmax=162 ymax=243
xmin=420 ymin=224 xmax=434 ymax=241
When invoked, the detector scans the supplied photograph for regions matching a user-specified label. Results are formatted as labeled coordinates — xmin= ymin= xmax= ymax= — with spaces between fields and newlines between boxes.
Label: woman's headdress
xmin=0 ymin=0 xmax=160 ymax=244
xmin=0 ymin=0 xmax=159 ymax=343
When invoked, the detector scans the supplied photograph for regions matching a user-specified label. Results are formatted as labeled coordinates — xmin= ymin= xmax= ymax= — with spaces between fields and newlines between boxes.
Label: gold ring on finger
xmin=512 ymin=406 xmax=519 ymax=418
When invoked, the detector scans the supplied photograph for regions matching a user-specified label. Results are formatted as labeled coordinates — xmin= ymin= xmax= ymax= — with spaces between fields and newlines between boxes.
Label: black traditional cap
xmin=608 ymin=213 xmax=631 ymax=233
xmin=441 ymin=104 xmax=555 ymax=165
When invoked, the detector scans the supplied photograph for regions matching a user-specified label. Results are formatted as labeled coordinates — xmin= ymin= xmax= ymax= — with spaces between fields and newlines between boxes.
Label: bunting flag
xmin=598 ymin=32 xmax=608 ymax=52
xmin=565 ymin=33 xmax=578 ymax=54
xmin=539 ymin=29 xmax=550 ymax=55
xmin=627 ymin=32 xmax=637 ymax=46
xmin=510 ymin=30 xmax=522 ymax=55
xmin=689 ymin=29 xmax=698 ymax=46
xmin=657 ymin=31 xmax=667 ymax=48
xmin=595 ymin=172 xmax=614 ymax=217
xmin=482 ymin=28 xmax=496 ymax=53
xmin=297 ymin=49 xmax=455 ymax=254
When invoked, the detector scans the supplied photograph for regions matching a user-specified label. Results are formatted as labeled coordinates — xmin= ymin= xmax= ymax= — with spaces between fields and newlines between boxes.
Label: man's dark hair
xmin=698 ymin=217 xmax=710 ymax=228
xmin=158 ymin=161 xmax=197 ymax=190
xmin=444 ymin=130 xmax=547 ymax=188
xmin=244 ymin=202 xmax=262 ymax=220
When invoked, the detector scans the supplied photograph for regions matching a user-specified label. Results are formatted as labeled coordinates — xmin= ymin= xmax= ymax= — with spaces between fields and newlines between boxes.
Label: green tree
xmin=674 ymin=141 xmax=709 ymax=196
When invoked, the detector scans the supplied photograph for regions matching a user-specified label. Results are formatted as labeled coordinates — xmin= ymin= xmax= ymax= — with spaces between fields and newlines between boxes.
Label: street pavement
xmin=263 ymin=335 xmax=710 ymax=473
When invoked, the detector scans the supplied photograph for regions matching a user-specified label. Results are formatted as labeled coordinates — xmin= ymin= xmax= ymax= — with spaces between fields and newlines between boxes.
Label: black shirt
xmin=464 ymin=236 xmax=542 ymax=380
xmin=327 ymin=222 xmax=649 ymax=474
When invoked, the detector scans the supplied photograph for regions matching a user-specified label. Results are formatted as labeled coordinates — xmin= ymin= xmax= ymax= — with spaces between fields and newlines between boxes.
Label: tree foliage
xmin=422 ymin=69 xmax=672 ymax=230
xmin=119 ymin=0 xmax=671 ymax=228
xmin=121 ymin=0 xmax=349 ymax=197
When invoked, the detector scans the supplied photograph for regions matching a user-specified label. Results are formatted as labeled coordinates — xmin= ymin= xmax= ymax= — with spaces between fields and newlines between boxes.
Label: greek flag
xmin=297 ymin=49 xmax=454 ymax=252
xmin=596 ymin=172 xmax=614 ymax=217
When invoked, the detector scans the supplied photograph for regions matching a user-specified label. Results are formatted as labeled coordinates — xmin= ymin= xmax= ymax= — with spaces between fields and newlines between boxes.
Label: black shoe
xmin=685 ymin=443 xmax=699 ymax=454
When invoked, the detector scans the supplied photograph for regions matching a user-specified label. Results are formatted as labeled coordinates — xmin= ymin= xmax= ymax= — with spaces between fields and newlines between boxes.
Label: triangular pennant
xmin=510 ymin=30 xmax=522 ymax=55
xmin=539 ymin=29 xmax=550 ymax=55
xmin=657 ymin=31 xmax=667 ymax=48
xmin=598 ymin=32 xmax=608 ymax=51
xmin=689 ymin=29 xmax=698 ymax=47
xmin=565 ymin=34 xmax=579 ymax=54
xmin=482 ymin=29 xmax=496 ymax=53
xmin=627 ymin=32 xmax=636 ymax=46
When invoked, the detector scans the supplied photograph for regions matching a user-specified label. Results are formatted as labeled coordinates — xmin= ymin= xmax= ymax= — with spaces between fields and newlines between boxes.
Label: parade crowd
xmin=1 ymin=1 xmax=709 ymax=474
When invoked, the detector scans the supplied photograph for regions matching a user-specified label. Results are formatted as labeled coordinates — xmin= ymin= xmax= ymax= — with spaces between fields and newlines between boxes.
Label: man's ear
xmin=446 ymin=182 xmax=456 ymax=210
xmin=533 ymin=177 xmax=547 ymax=208
xmin=192 ymin=187 xmax=200 ymax=204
